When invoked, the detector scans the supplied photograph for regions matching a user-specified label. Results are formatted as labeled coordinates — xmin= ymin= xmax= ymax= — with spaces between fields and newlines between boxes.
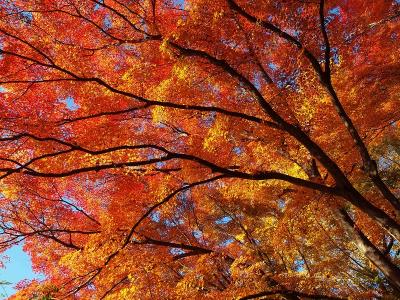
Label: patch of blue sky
xmin=170 ymin=248 xmax=185 ymax=256
xmin=177 ymin=190 xmax=189 ymax=202
xmin=325 ymin=6 xmax=341 ymax=26
xmin=147 ymin=153 xmax=155 ymax=162
xmin=122 ymin=44 xmax=141 ymax=58
xmin=164 ymin=218 xmax=183 ymax=227
xmin=293 ymin=258 xmax=306 ymax=272
xmin=219 ymin=238 xmax=234 ymax=247
xmin=215 ymin=216 xmax=232 ymax=225
xmin=252 ymin=73 xmax=261 ymax=90
xmin=150 ymin=211 xmax=161 ymax=223
xmin=331 ymin=47 xmax=340 ymax=65
xmin=164 ymin=219 xmax=175 ymax=227
xmin=324 ymin=15 xmax=335 ymax=26
xmin=377 ymin=156 xmax=393 ymax=170
xmin=268 ymin=62 xmax=278 ymax=71
xmin=394 ymin=0 xmax=400 ymax=5
xmin=177 ymin=189 xmax=191 ymax=207
xmin=273 ymin=2 xmax=282 ymax=9
xmin=206 ymin=180 xmax=225 ymax=190
xmin=389 ymin=240 xmax=399 ymax=258
xmin=204 ymin=111 xmax=216 ymax=128
xmin=61 ymin=196 xmax=81 ymax=212
xmin=173 ymin=0 xmax=185 ymax=9
xmin=94 ymin=0 xmax=103 ymax=11
xmin=60 ymin=126 xmax=72 ymax=140
xmin=0 ymin=129 xmax=15 ymax=139
xmin=59 ymin=96 xmax=79 ymax=111
xmin=87 ymin=283 xmax=97 ymax=291
xmin=343 ymin=32 xmax=354 ymax=43
xmin=221 ymin=38 xmax=238 ymax=50
xmin=0 ymin=86 xmax=6 ymax=93
xmin=156 ymin=122 xmax=167 ymax=128
xmin=285 ymin=29 xmax=300 ymax=38
xmin=0 ymin=244 xmax=43 ymax=298
xmin=103 ymin=14 xmax=112 ymax=31
xmin=192 ymin=230 xmax=202 ymax=239
xmin=155 ymin=161 xmax=166 ymax=168
xmin=277 ymin=199 xmax=286 ymax=210
xmin=352 ymin=43 xmax=360 ymax=53
xmin=296 ymin=7 xmax=303 ymax=15
xmin=276 ymin=69 xmax=300 ymax=91
xmin=330 ymin=287 xmax=340 ymax=296
xmin=328 ymin=6 xmax=341 ymax=16
xmin=20 ymin=11 xmax=32 ymax=24
xmin=233 ymin=146 xmax=242 ymax=155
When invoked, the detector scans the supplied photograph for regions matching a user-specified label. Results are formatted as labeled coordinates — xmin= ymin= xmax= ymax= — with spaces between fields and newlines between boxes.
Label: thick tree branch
xmin=139 ymin=236 xmax=213 ymax=259
xmin=0 ymin=133 xmax=339 ymax=195
xmin=339 ymin=209 xmax=400 ymax=291
xmin=240 ymin=289 xmax=346 ymax=300
xmin=0 ymin=74 xmax=279 ymax=130
xmin=122 ymin=175 xmax=228 ymax=248
xmin=222 ymin=0 xmax=400 ymax=239
xmin=69 ymin=175 xmax=228 ymax=293
xmin=319 ymin=0 xmax=331 ymax=77
xmin=166 ymin=41 xmax=400 ymax=242
xmin=318 ymin=3 xmax=400 ymax=211
xmin=227 ymin=0 xmax=324 ymax=77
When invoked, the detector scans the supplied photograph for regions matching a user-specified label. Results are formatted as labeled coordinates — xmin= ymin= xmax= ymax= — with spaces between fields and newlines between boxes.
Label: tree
xmin=0 ymin=0 xmax=399 ymax=298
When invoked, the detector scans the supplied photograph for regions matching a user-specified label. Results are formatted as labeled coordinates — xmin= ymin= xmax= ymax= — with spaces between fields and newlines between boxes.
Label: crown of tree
xmin=0 ymin=0 xmax=399 ymax=299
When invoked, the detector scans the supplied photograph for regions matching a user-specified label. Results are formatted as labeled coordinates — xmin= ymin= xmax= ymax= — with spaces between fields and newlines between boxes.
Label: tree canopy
xmin=0 ymin=0 xmax=399 ymax=299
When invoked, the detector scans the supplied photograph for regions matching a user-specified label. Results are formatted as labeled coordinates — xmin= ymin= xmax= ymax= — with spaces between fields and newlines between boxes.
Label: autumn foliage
xmin=0 ymin=0 xmax=399 ymax=299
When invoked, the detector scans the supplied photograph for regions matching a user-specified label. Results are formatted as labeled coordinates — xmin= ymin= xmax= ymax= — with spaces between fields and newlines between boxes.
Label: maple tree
xmin=0 ymin=0 xmax=399 ymax=299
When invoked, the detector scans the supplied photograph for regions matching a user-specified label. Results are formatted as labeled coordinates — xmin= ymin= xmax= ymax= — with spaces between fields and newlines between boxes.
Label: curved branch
xmin=0 ymin=27 xmax=54 ymax=65
xmin=74 ymin=175 xmax=227 ymax=293
xmin=0 ymin=133 xmax=337 ymax=194
xmin=223 ymin=0 xmax=400 ymax=237
xmin=122 ymin=175 xmax=228 ymax=247
xmin=139 ymin=236 xmax=213 ymax=259
xmin=0 ymin=71 xmax=279 ymax=130
xmin=339 ymin=209 xmax=400 ymax=291
xmin=240 ymin=290 xmax=346 ymax=300
xmin=319 ymin=0 xmax=331 ymax=77
xmin=227 ymin=0 xmax=324 ymax=77
xmin=318 ymin=1 xmax=400 ymax=211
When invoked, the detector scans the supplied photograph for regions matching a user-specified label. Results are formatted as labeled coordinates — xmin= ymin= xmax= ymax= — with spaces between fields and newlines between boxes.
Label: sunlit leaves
xmin=0 ymin=0 xmax=399 ymax=299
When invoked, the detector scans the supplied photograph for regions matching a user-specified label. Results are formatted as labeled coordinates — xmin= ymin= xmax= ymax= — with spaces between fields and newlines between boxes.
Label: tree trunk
xmin=339 ymin=209 xmax=400 ymax=292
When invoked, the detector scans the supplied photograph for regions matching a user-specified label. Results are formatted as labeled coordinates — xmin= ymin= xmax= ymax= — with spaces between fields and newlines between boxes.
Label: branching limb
xmin=240 ymin=289 xmax=347 ymax=300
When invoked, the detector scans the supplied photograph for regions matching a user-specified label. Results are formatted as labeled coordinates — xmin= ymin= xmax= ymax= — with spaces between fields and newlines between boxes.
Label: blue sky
xmin=59 ymin=96 xmax=79 ymax=111
xmin=0 ymin=245 xmax=38 ymax=299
